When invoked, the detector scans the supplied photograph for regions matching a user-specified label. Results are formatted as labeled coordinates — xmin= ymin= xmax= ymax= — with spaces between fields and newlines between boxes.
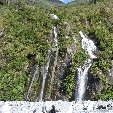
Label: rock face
xmin=1 ymin=101 xmax=113 ymax=113
xmin=25 ymin=15 xmax=77 ymax=101
xmin=108 ymin=60 xmax=113 ymax=84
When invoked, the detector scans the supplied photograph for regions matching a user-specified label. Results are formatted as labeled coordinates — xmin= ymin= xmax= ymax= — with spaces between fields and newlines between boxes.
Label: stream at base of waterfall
xmin=1 ymin=101 xmax=113 ymax=113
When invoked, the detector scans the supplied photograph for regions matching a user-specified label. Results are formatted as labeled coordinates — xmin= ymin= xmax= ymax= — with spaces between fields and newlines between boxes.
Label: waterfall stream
xmin=39 ymin=15 xmax=59 ymax=100
xmin=39 ymin=50 xmax=51 ymax=101
xmin=76 ymin=59 xmax=92 ymax=101
xmin=75 ymin=31 xmax=97 ymax=101
xmin=48 ymin=26 xmax=59 ymax=99
xmin=26 ymin=66 xmax=39 ymax=100
xmin=53 ymin=26 xmax=58 ymax=47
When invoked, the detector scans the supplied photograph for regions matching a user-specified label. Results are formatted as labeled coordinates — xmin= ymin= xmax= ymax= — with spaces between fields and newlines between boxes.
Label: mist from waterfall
xmin=75 ymin=31 xmax=97 ymax=101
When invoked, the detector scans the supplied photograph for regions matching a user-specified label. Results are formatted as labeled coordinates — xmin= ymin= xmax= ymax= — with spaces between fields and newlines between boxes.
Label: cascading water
xmin=75 ymin=31 xmax=97 ymax=101
xmin=40 ymin=15 xmax=59 ymax=100
xmin=26 ymin=66 xmax=39 ymax=101
xmin=80 ymin=31 xmax=97 ymax=59
xmin=48 ymin=26 xmax=59 ymax=99
xmin=39 ymin=50 xmax=51 ymax=101
xmin=53 ymin=26 xmax=58 ymax=47
xmin=76 ymin=59 xmax=92 ymax=101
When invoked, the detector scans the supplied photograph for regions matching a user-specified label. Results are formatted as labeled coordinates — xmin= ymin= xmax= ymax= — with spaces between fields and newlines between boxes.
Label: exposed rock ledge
xmin=0 ymin=101 xmax=113 ymax=113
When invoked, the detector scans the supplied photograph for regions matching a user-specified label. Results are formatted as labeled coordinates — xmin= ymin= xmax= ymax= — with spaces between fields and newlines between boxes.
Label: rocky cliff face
xmin=24 ymin=17 xmax=77 ymax=101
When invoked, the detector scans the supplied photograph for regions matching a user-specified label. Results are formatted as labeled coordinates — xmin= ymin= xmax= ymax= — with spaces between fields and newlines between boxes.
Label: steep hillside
xmin=58 ymin=0 xmax=113 ymax=100
xmin=0 ymin=0 xmax=113 ymax=101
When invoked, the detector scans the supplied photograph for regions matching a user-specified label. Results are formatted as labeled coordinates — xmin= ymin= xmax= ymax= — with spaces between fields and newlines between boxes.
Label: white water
xmin=79 ymin=31 xmax=97 ymax=59
xmin=53 ymin=26 xmax=58 ymax=47
xmin=76 ymin=31 xmax=97 ymax=101
xmin=76 ymin=59 xmax=92 ymax=101
xmin=1 ymin=101 xmax=113 ymax=113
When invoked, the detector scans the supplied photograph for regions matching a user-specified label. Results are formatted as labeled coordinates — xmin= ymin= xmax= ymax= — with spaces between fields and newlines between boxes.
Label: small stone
xmin=33 ymin=109 xmax=36 ymax=113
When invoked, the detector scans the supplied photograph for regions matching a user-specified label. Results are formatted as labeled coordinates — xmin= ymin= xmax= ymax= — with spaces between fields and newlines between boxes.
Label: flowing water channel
xmin=39 ymin=49 xmax=51 ymax=101
xmin=39 ymin=16 xmax=59 ymax=101
xmin=26 ymin=14 xmax=97 ymax=102
xmin=75 ymin=31 xmax=97 ymax=101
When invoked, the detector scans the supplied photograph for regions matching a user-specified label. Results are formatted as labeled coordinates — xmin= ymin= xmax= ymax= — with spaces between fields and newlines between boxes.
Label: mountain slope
xmin=0 ymin=0 xmax=113 ymax=101
xmin=0 ymin=0 xmax=64 ymax=8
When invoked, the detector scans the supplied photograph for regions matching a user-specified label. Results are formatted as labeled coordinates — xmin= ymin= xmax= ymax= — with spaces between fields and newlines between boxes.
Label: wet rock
xmin=49 ymin=105 xmax=56 ymax=113
xmin=107 ymin=104 xmax=112 ymax=110
xmin=83 ymin=107 xmax=87 ymax=110
xmin=33 ymin=109 xmax=36 ymax=113
xmin=96 ymin=105 xmax=106 ymax=109
xmin=50 ymin=14 xmax=59 ymax=20
xmin=0 ymin=101 xmax=113 ymax=113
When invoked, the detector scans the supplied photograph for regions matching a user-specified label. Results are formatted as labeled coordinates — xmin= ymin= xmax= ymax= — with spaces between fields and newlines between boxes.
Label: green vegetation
xmin=0 ymin=0 xmax=113 ymax=100
xmin=92 ymin=84 xmax=113 ymax=100
xmin=0 ymin=3 xmax=53 ymax=100
xmin=58 ymin=0 xmax=113 ymax=100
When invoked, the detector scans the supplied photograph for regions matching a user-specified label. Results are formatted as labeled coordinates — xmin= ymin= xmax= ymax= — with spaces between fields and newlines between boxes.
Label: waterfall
xmin=53 ymin=26 xmax=58 ymax=47
xmin=48 ymin=26 xmax=59 ymax=99
xmin=26 ymin=66 xmax=39 ymax=101
xmin=39 ymin=14 xmax=59 ymax=101
xmin=76 ymin=59 xmax=92 ymax=101
xmin=79 ymin=31 xmax=97 ymax=59
xmin=39 ymin=50 xmax=51 ymax=101
xmin=75 ymin=31 xmax=97 ymax=101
